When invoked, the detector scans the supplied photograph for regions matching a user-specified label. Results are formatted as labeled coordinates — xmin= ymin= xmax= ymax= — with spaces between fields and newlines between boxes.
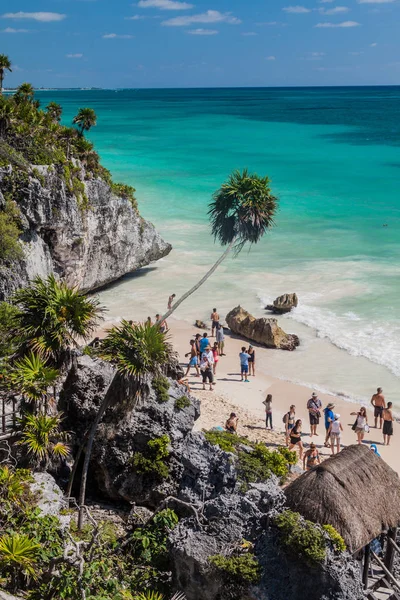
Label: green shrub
xmin=0 ymin=200 xmax=23 ymax=262
xmin=204 ymin=430 xmax=250 ymax=453
xmin=111 ymin=183 xmax=137 ymax=211
xmin=238 ymin=443 xmax=291 ymax=484
xmin=275 ymin=510 xmax=326 ymax=564
xmin=152 ymin=376 xmax=170 ymax=404
xmin=174 ymin=396 xmax=191 ymax=411
xmin=209 ymin=553 xmax=261 ymax=584
xmin=0 ymin=301 xmax=20 ymax=357
xmin=131 ymin=435 xmax=170 ymax=479
xmin=276 ymin=446 xmax=298 ymax=465
xmin=323 ymin=524 xmax=346 ymax=553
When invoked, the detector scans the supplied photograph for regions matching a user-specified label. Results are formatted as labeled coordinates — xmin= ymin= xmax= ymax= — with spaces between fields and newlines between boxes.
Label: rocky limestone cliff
xmin=0 ymin=163 xmax=171 ymax=300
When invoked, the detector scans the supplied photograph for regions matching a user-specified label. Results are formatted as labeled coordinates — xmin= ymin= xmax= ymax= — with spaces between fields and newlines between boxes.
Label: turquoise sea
xmin=37 ymin=87 xmax=400 ymax=403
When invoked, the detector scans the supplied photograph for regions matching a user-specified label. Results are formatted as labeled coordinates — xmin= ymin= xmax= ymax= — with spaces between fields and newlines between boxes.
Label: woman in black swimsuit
xmin=248 ymin=345 xmax=255 ymax=376
xmin=288 ymin=419 xmax=303 ymax=460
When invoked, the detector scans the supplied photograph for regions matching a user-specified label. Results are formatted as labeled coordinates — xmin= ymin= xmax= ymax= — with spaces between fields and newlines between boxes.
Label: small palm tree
xmin=0 ymin=533 xmax=39 ymax=591
xmin=160 ymin=169 xmax=277 ymax=321
xmin=8 ymin=352 xmax=59 ymax=413
xmin=14 ymin=82 xmax=35 ymax=104
xmin=73 ymin=107 xmax=97 ymax=136
xmin=17 ymin=412 xmax=69 ymax=470
xmin=12 ymin=274 xmax=104 ymax=361
xmin=0 ymin=54 xmax=12 ymax=95
xmin=77 ymin=321 xmax=172 ymax=528
xmin=45 ymin=101 xmax=62 ymax=123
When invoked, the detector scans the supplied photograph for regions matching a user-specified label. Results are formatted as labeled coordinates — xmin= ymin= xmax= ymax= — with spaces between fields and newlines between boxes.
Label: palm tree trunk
xmin=160 ymin=238 xmax=236 ymax=322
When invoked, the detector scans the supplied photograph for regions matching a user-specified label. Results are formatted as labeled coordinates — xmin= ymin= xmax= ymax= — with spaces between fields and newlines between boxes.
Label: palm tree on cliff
xmin=161 ymin=169 xmax=278 ymax=322
xmin=14 ymin=82 xmax=35 ymax=104
xmin=45 ymin=101 xmax=62 ymax=123
xmin=0 ymin=54 xmax=12 ymax=95
xmin=76 ymin=320 xmax=172 ymax=529
xmin=73 ymin=107 xmax=97 ymax=137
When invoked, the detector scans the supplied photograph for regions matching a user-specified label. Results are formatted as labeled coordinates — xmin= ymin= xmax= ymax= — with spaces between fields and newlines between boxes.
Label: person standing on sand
xmin=212 ymin=342 xmax=219 ymax=375
xmin=199 ymin=332 xmax=210 ymax=355
xmin=351 ymin=407 xmax=368 ymax=444
xmin=263 ymin=394 xmax=273 ymax=430
xmin=200 ymin=348 xmax=214 ymax=391
xmin=289 ymin=419 xmax=303 ymax=460
xmin=184 ymin=339 xmax=200 ymax=377
xmin=210 ymin=308 xmax=220 ymax=337
xmin=194 ymin=333 xmax=202 ymax=359
xmin=216 ymin=324 xmax=225 ymax=356
xmin=248 ymin=345 xmax=255 ymax=377
xmin=371 ymin=387 xmax=386 ymax=429
xmin=239 ymin=347 xmax=251 ymax=382
xmin=225 ymin=412 xmax=239 ymax=434
xmin=323 ymin=402 xmax=335 ymax=447
xmin=155 ymin=314 xmax=168 ymax=333
xmin=307 ymin=392 xmax=322 ymax=437
xmin=303 ymin=442 xmax=320 ymax=471
xmin=167 ymin=294 xmax=176 ymax=310
xmin=328 ymin=413 xmax=343 ymax=455
xmin=383 ymin=402 xmax=394 ymax=446
xmin=284 ymin=405 xmax=296 ymax=446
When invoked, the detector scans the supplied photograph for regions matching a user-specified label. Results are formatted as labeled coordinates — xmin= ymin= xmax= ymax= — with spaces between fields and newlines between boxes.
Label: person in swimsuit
xmin=167 ymin=293 xmax=176 ymax=310
xmin=212 ymin=342 xmax=219 ymax=375
xmin=225 ymin=412 xmax=239 ymax=434
xmin=284 ymin=405 xmax=296 ymax=446
xmin=210 ymin=308 xmax=220 ymax=337
xmin=288 ymin=419 xmax=303 ymax=460
xmin=184 ymin=339 xmax=200 ymax=377
xmin=155 ymin=314 xmax=168 ymax=333
xmin=263 ymin=394 xmax=273 ymax=430
xmin=248 ymin=345 xmax=255 ymax=377
xmin=303 ymin=442 xmax=320 ymax=471
xmin=350 ymin=407 xmax=368 ymax=444
xmin=371 ymin=387 xmax=386 ymax=429
xmin=383 ymin=402 xmax=394 ymax=446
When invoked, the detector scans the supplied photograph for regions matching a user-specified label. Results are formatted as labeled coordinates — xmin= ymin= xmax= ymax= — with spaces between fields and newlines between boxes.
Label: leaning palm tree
xmin=45 ymin=101 xmax=62 ymax=123
xmin=76 ymin=321 xmax=172 ymax=528
xmin=73 ymin=107 xmax=97 ymax=136
xmin=12 ymin=274 xmax=104 ymax=362
xmin=0 ymin=54 xmax=12 ymax=95
xmin=161 ymin=169 xmax=278 ymax=321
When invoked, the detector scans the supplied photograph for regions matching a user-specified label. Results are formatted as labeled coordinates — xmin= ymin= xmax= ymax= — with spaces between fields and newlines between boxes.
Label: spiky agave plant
xmin=0 ymin=533 xmax=39 ymax=591
xmin=17 ymin=412 xmax=69 ymax=470
xmin=8 ymin=352 xmax=59 ymax=412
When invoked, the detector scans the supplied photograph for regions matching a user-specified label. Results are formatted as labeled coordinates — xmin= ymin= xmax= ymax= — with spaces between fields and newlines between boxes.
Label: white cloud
xmin=370 ymin=42 xmax=378 ymax=46
xmin=162 ymin=10 xmax=241 ymax=26
xmin=66 ymin=53 xmax=83 ymax=58
xmin=137 ymin=0 xmax=193 ymax=9
xmin=315 ymin=20 xmax=360 ymax=26
xmin=266 ymin=55 xmax=276 ymax=60
xmin=319 ymin=6 xmax=349 ymax=14
xmin=358 ymin=0 xmax=395 ymax=3
xmin=283 ymin=5 xmax=311 ymax=13
xmin=187 ymin=28 xmax=218 ymax=34
xmin=1 ymin=27 xmax=30 ymax=33
xmin=2 ymin=11 xmax=66 ymax=22
xmin=241 ymin=31 xmax=257 ymax=36
xmin=102 ymin=33 xmax=134 ymax=38
xmin=125 ymin=15 xmax=145 ymax=20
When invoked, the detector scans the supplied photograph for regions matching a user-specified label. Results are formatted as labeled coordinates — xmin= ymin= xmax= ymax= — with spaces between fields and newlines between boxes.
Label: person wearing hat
xmin=323 ymin=402 xmax=335 ymax=447
xmin=307 ymin=392 xmax=322 ymax=437
xmin=303 ymin=442 xmax=320 ymax=471
xmin=327 ymin=413 xmax=343 ymax=455
xmin=225 ymin=412 xmax=239 ymax=434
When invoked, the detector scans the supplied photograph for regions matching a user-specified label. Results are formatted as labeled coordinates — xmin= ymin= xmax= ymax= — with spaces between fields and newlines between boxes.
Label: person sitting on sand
xmin=371 ymin=387 xmax=386 ymax=429
xmin=350 ymin=407 xmax=368 ymax=444
xmin=199 ymin=332 xmax=210 ymax=355
xmin=239 ymin=347 xmax=251 ymax=383
xmin=323 ymin=402 xmax=335 ymax=447
xmin=248 ymin=345 xmax=255 ymax=377
xmin=210 ymin=308 xmax=220 ymax=337
xmin=263 ymin=394 xmax=273 ymax=430
xmin=289 ymin=419 xmax=303 ymax=460
xmin=383 ymin=402 xmax=394 ymax=446
xmin=303 ymin=442 xmax=320 ymax=471
xmin=328 ymin=413 xmax=343 ymax=455
xmin=200 ymin=349 xmax=214 ymax=391
xmin=216 ymin=324 xmax=225 ymax=356
xmin=212 ymin=342 xmax=219 ymax=375
xmin=184 ymin=339 xmax=200 ymax=377
xmin=284 ymin=405 xmax=296 ymax=446
xmin=167 ymin=293 xmax=176 ymax=310
xmin=225 ymin=412 xmax=239 ymax=434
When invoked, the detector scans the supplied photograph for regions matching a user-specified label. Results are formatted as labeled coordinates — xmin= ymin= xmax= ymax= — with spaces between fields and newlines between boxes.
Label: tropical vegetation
xmin=0 ymin=54 xmax=12 ymax=94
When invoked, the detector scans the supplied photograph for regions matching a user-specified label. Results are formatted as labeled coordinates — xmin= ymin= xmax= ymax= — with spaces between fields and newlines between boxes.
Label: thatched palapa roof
xmin=285 ymin=444 xmax=400 ymax=552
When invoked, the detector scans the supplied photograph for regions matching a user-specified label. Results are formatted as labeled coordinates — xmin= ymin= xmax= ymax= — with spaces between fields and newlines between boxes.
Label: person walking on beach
xmin=199 ymin=332 xmax=210 ymax=355
xmin=351 ymin=407 xmax=368 ymax=444
xmin=383 ymin=402 xmax=394 ymax=446
xmin=371 ymin=387 xmax=386 ymax=429
xmin=167 ymin=293 xmax=176 ymax=310
xmin=212 ymin=342 xmax=219 ymax=375
xmin=248 ymin=345 xmax=255 ymax=377
xmin=194 ymin=333 xmax=202 ymax=359
xmin=284 ymin=405 xmax=296 ymax=446
xmin=200 ymin=348 xmax=214 ymax=391
xmin=307 ymin=392 xmax=322 ymax=437
xmin=210 ymin=308 xmax=220 ymax=337
xmin=323 ymin=402 xmax=335 ymax=447
xmin=225 ymin=412 xmax=239 ymax=434
xmin=328 ymin=413 xmax=343 ymax=455
xmin=303 ymin=442 xmax=320 ymax=471
xmin=239 ymin=347 xmax=251 ymax=382
xmin=216 ymin=324 xmax=225 ymax=356
xmin=263 ymin=394 xmax=273 ymax=430
xmin=155 ymin=314 xmax=168 ymax=333
xmin=289 ymin=419 xmax=303 ymax=460
xmin=184 ymin=339 xmax=200 ymax=377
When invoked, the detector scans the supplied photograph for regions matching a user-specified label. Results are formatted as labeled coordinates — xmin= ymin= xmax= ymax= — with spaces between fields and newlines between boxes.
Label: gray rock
xmin=0 ymin=164 xmax=171 ymax=300
xmin=29 ymin=472 xmax=70 ymax=529
xmin=265 ymin=292 xmax=298 ymax=314
xmin=0 ymin=592 xmax=23 ymax=600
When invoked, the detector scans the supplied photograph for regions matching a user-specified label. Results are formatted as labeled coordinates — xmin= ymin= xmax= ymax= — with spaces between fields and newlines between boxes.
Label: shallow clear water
xmin=37 ymin=87 xmax=400 ymax=403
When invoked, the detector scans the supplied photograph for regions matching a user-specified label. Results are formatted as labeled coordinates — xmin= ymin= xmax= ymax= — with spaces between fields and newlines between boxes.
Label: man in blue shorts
xmin=239 ymin=346 xmax=251 ymax=382
xmin=184 ymin=339 xmax=200 ymax=377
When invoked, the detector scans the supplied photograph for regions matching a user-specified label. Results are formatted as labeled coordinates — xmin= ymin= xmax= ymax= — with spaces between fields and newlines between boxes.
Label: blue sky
xmin=0 ymin=0 xmax=399 ymax=87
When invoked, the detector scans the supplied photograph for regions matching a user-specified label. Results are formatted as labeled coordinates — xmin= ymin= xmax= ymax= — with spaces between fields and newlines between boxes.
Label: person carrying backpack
xmin=283 ymin=405 xmax=296 ymax=446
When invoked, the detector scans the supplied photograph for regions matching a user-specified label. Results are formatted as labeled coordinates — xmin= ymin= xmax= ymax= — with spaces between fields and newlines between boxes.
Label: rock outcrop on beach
xmin=266 ymin=292 xmax=298 ymax=314
xmin=0 ymin=163 xmax=171 ymax=300
xmin=226 ymin=306 xmax=300 ymax=351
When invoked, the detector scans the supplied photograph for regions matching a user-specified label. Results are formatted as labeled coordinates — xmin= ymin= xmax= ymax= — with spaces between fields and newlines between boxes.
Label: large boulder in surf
xmin=226 ymin=306 xmax=299 ymax=351
xmin=265 ymin=293 xmax=298 ymax=314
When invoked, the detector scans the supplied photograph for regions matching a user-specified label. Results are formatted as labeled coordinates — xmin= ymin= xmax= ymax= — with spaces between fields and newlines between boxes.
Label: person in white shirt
xmin=328 ymin=413 xmax=343 ymax=455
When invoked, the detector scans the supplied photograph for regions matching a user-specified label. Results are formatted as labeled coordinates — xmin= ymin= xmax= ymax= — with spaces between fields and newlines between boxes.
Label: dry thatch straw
xmin=284 ymin=444 xmax=400 ymax=552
